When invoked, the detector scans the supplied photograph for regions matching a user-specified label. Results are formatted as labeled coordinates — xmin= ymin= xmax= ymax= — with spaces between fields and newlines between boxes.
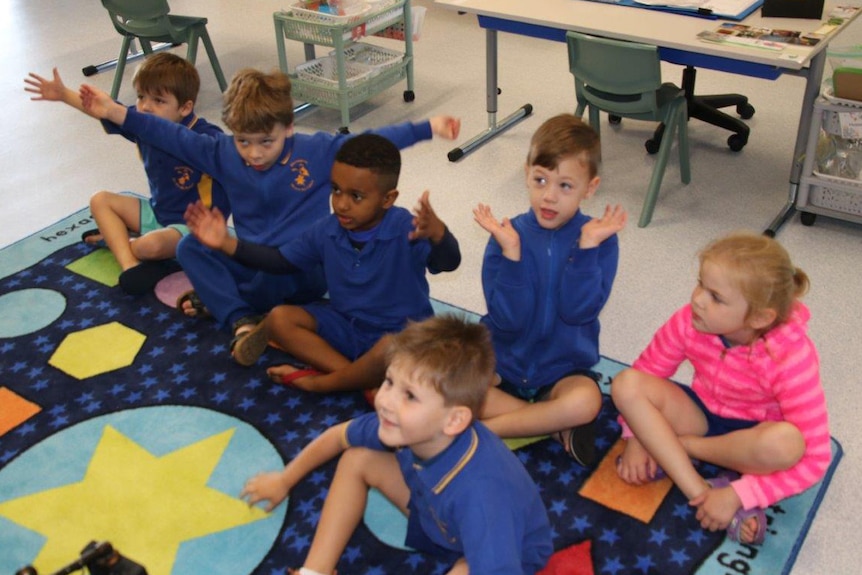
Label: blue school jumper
xmin=119 ymin=107 xmax=432 ymax=329
xmin=346 ymin=413 xmax=553 ymax=574
xmin=280 ymin=206 xmax=436 ymax=331
xmin=480 ymin=209 xmax=619 ymax=390
xmin=102 ymin=107 xmax=230 ymax=225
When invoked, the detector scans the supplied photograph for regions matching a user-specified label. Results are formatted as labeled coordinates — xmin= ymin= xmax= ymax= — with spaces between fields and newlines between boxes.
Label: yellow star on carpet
xmin=0 ymin=425 xmax=268 ymax=575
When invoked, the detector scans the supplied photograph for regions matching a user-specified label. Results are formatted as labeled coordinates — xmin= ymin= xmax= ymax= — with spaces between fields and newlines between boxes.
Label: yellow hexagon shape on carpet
xmin=49 ymin=322 xmax=146 ymax=380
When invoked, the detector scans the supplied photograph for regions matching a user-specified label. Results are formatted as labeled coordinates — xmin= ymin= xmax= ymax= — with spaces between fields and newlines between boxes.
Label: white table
xmin=435 ymin=0 xmax=862 ymax=234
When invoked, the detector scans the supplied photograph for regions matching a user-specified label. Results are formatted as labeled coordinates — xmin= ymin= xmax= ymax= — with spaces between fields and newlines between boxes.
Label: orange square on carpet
xmin=0 ymin=386 xmax=41 ymax=435
xmin=579 ymin=439 xmax=672 ymax=524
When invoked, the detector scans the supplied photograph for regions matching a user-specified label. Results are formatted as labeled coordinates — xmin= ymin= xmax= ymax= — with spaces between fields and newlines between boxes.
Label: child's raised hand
xmin=689 ymin=482 xmax=742 ymax=533
xmin=24 ymin=68 xmax=67 ymax=102
xmin=79 ymin=84 xmax=115 ymax=120
xmin=409 ymin=190 xmax=446 ymax=242
xmin=429 ymin=115 xmax=461 ymax=140
xmin=579 ymin=203 xmax=627 ymax=250
xmin=240 ymin=471 xmax=291 ymax=513
xmin=184 ymin=200 xmax=233 ymax=253
xmin=473 ymin=203 xmax=520 ymax=261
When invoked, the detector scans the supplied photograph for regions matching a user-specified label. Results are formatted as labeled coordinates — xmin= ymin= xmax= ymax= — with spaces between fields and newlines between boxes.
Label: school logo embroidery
xmin=173 ymin=166 xmax=196 ymax=191
xmin=290 ymin=159 xmax=313 ymax=192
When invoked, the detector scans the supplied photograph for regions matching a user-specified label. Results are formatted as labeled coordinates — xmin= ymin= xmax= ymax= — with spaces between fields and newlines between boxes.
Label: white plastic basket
xmin=288 ymin=1 xmax=371 ymax=26
xmin=329 ymin=43 xmax=403 ymax=75
xmin=296 ymin=55 xmax=375 ymax=88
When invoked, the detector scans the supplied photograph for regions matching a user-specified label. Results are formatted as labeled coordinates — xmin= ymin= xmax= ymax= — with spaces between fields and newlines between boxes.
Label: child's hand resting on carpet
xmin=241 ymin=471 xmax=292 ymax=512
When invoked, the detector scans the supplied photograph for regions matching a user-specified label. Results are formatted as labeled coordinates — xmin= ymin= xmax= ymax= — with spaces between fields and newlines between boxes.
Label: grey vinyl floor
xmin=3 ymin=1 xmax=861 ymax=572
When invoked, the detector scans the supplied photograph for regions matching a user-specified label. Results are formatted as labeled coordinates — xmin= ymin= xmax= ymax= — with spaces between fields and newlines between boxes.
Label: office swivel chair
xmin=100 ymin=0 xmax=228 ymax=99
xmin=654 ymin=65 xmax=755 ymax=153
xmin=566 ymin=31 xmax=691 ymax=227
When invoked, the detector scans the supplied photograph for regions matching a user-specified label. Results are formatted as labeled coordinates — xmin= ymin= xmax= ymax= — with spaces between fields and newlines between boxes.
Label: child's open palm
xmin=580 ymin=204 xmax=627 ymax=249
xmin=24 ymin=68 xmax=67 ymax=102
xmin=474 ymin=203 xmax=520 ymax=261
xmin=184 ymin=200 xmax=232 ymax=252
xmin=409 ymin=190 xmax=445 ymax=242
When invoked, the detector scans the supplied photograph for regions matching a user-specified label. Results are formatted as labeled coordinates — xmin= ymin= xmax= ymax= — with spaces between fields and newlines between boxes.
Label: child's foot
xmin=267 ymin=365 xmax=323 ymax=389
xmin=231 ymin=319 xmax=269 ymax=366
xmin=81 ymin=229 xmax=104 ymax=245
xmin=707 ymin=474 xmax=767 ymax=545
xmin=554 ymin=419 xmax=597 ymax=467
xmin=176 ymin=290 xmax=211 ymax=318
xmin=118 ymin=260 xmax=182 ymax=295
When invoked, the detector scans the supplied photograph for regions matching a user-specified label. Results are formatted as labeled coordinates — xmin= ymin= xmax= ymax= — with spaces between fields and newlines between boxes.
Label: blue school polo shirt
xmin=346 ymin=412 xmax=553 ymax=574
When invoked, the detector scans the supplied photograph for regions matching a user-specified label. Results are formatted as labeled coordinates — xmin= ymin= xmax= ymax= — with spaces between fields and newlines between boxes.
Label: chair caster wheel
xmin=645 ymin=139 xmax=660 ymax=154
xmin=728 ymin=133 xmax=747 ymax=152
xmin=800 ymin=211 xmax=817 ymax=226
xmin=403 ymin=90 xmax=415 ymax=102
xmin=609 ymin=114 xmax=622 ymax=125
xmin=738 ymin=103 xmax=755 ymax=120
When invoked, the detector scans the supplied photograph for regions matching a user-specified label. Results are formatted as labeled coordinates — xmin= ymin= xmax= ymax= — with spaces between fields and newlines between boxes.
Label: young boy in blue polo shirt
xmin=25 ymin=53 xmax=230 ymax=295
xmin=183 ymin=134 xmax=460 ymax=386
xmin=240 ymin=315 xmax=553 ymax=575
xmin=473 ymin=114 xmax=627 ymax=467
xmin=79 ymin=69 xmax=459 ymax=345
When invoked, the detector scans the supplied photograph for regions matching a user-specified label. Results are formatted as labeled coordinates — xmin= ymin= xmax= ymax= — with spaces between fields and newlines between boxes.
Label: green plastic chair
xmin=566 ymin=31 xmax=690 ymax=227
xmin=101 ymin=0 xmax=228 ymax=99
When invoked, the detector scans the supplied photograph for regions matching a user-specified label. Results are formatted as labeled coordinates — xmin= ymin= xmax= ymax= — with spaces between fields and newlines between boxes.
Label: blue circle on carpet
xmin=0 ymin=406 xmax=286 ymax=575
xmin=0 ymin=288 xmax=66 ymax=338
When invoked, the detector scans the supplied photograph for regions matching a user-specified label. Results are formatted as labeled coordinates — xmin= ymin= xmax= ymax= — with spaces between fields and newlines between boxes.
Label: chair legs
xmin=198 ymin=28 xmax=228 ymax=92
xmin=639 ymin=102 xmax=689 ymax=227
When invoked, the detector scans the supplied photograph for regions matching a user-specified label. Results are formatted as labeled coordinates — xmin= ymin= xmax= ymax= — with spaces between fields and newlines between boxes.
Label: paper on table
xmin=633 ymin=0 xmax=757 ymax=14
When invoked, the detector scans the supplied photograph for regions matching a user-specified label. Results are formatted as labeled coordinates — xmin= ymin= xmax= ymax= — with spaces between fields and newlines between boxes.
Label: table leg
xmin=765 ymin=49 xmax=827 ymax=236
xmin=447 ymin=28 xmax=533 ymax=162
xmin=81 ymin=41 xmax=174 ymax=77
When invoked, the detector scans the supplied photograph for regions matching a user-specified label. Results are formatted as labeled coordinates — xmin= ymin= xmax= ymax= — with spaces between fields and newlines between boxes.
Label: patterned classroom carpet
xmin=0 ymin=207 xmax=843 ymax=575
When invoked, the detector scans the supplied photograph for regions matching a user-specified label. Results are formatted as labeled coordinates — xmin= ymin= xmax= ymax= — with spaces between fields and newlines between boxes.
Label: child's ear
xmin=584 ymin=176 xmax=601 ymax=200
xmin=749 ymin=308 xmax=778 ymax=331
xmin=382 ymin=189 xmax=399 ymax=209
xmin=179 ymin=100 xmax=195 ymax=117
xmin=443 ymin=405 xmax=472 ymax=436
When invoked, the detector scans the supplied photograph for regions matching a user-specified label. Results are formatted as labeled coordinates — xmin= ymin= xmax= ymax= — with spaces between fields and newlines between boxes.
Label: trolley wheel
xmin=403 ymin=90 xmax=415 ymax=102
xmin=800 ymin=211 xmax=817 ymax=226
xmin=338 ymin=126 xmax=350 ymax=135
xmin=645 ymin=139 xmax=660 ymax=155
xmin=609 ymin=114 xmax=622 ymax=125
xmin=728 ymin=133 xmax=747 ymax=152
xmin=737 ymin=103 xmax=755 ymax=120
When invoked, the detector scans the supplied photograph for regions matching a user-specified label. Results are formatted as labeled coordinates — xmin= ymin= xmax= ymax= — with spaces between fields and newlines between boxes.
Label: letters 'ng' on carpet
xmin=0 ymin=208 xmax=843 ymax=575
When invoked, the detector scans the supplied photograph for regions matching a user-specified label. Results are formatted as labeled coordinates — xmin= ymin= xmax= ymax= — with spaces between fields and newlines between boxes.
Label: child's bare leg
xmin=303 ymin=448 xmax=408 ymax=574
xmin=270 ymin=335 xmax=391 ymax=393
xmin=480 ymin=375 xmax=602 ymax=438
xmin=681 ymin=421 xmax=805 ymax=474
xmin=89 ymin=191 xmax=142 ymax=270
xmin=611 ymin=368 xmax=710 ymax=499
xmin=267 ymin=305 xmax=351 ymax=371
xmin=130 ymin=228 xmax=182 ymax=261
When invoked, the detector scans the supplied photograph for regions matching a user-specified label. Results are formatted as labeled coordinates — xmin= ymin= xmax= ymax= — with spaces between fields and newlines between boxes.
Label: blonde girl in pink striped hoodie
xmin=612 ymin=232 xmax=829 ymax=545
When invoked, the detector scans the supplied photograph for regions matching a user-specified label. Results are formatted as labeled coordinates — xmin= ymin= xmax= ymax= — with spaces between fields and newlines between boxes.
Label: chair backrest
xmin=566 ymin=31 xmax=663 ymax=116
xmin=101 ymin=0 xmax=179 ymax=42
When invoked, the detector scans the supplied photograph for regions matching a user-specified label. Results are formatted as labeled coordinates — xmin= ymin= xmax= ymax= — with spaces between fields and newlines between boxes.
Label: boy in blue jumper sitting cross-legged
xmin=78 ymin=69 xmax=459 ymax=349
xmin=184 ymin=134 xmax=461 ymax=395
xmin=240 ymin=314 xmax=553 ymax=575
xmin=25 ymin=53 xmax=230 ymax=295
xmin=473 ymin=114 xmax=627 ymax=467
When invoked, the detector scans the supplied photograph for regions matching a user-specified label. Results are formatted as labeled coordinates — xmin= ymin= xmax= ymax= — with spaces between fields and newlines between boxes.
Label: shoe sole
xmin=233 ymin=322 xmax=270 ymax=367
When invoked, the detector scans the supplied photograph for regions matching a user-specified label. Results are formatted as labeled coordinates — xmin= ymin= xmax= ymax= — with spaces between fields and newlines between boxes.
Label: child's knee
xmin=89 ymin=190 xmax=112 ymax=210
xmin=761 ymin=422 xmax=806 ymax=470
xmin=610 ymin=367 xmax=641 ymax=406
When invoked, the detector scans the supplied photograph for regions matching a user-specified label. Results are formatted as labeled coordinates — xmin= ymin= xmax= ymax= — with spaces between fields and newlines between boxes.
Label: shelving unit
xmin=797 ymin=94 xmax=862 ymax=227
xmin=273 ymin=0 xmax=414 ymax=132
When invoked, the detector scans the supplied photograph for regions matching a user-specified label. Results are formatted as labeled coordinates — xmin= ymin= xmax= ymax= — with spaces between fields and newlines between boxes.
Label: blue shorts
xmin=499 ymin=369 xmax=602 ymax=402
xmin=139 ymin=199 xmax=189 ymax=237
xmin=678 ymin=383 xmax=758 ymax=437
xmin=303 ymin=301 xmax=393 ymax=361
